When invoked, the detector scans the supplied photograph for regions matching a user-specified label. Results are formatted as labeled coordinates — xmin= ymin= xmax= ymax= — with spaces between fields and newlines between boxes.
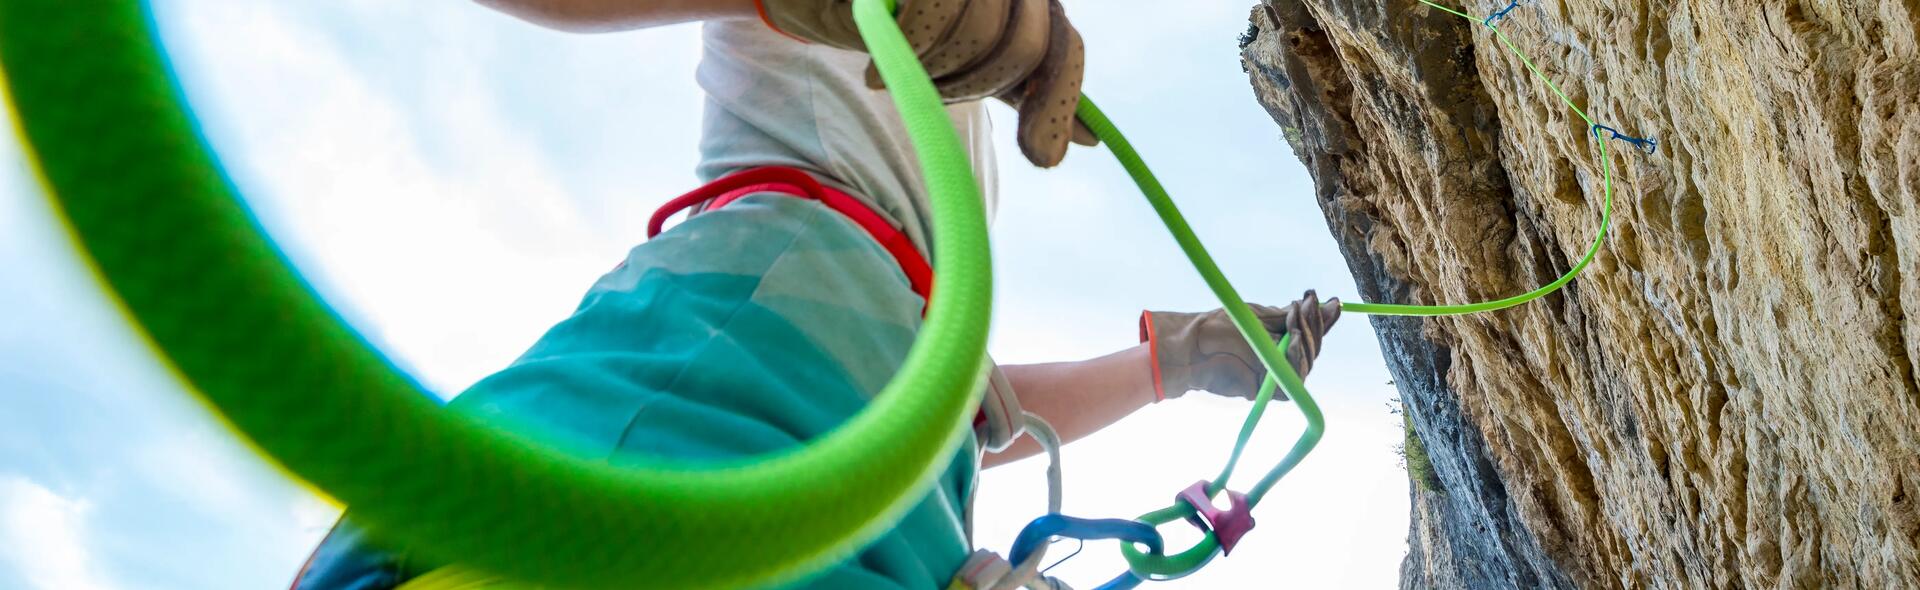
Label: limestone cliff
xmin=1239 ymin=0 xmax=1920 ymax=587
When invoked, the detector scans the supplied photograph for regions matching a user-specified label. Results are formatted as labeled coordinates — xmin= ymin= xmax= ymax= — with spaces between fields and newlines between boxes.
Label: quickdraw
xmin=1484 ymin=0 xmax=1529 ymax=26
xmin=1594 ymin=124 xmax=1660 ymax=154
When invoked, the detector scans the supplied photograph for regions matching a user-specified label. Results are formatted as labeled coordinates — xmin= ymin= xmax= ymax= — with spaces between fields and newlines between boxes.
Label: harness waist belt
xmin=648 ymin=166 xmax=933 ymax=303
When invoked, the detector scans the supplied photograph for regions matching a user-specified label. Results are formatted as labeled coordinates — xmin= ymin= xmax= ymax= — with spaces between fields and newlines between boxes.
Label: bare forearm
xmin=476 ymin=0 xmax=758 ymax=33
xmin=986 ymin=345 xmax=1158 ymax=468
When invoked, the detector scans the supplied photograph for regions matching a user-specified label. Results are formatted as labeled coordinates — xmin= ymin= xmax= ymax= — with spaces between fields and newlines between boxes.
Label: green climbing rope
xmin=1338 ymin=0 xmax=1615 ymax=317
xmin=0 ymin=0 xmax=992 ymax=587
xmin=1079 ymin=97 xmax=1321 ymax=578
xmin=1100 ymin=0 xmax=1626 ymax=578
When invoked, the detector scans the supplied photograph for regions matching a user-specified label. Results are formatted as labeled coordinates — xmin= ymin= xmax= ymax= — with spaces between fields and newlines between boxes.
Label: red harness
xmin=648 ymin=166 xmax=933 ymax=303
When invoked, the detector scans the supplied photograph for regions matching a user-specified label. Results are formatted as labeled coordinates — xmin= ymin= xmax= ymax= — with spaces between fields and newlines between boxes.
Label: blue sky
xmin=0 ymin=1 xmax=1412 ymax=588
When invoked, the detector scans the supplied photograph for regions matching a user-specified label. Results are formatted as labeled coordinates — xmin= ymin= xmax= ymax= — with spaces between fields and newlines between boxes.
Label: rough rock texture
xmin=1240 ymin=0 xmax=1920 ymax=587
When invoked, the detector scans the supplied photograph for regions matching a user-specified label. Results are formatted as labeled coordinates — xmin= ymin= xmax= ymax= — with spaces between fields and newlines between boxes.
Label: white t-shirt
xmin=695 ymin=19 xmax=999 ymax=257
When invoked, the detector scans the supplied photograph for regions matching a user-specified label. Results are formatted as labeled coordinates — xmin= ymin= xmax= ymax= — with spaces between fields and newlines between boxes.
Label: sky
xmin=0 ymin=1 xmax=1414 ymax=588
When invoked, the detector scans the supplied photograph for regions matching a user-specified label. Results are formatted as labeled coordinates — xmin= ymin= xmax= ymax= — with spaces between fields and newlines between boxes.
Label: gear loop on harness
xmin=955 ymin=399 xmax=1067 ymax=590
xmin=975 ymin=364 xmax=1029 ymax=453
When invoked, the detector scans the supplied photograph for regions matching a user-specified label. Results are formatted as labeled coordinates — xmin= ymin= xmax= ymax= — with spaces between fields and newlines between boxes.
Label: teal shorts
xmin=293 ymin=194 xmax=976 ymax=590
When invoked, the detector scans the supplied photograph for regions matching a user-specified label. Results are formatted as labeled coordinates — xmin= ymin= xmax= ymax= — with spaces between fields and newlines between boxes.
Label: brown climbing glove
xmin=1139 ymin=291 xmax=1342 ymax=401
xmin=754 ymin=0 xmax=1097 ymax=167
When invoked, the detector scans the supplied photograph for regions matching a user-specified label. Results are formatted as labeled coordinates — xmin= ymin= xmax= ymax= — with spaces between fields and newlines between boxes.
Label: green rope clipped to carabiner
xmin=1075 ymin=98 xmax=1322 ymax=579
xmin=1343 ymin=0 xmax=1617 ymax=317
xmin=1086 ymin=0 xmax=1627 ymax=579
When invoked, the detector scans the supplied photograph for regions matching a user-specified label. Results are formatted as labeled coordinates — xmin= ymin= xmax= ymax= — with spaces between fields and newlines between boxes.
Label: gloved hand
xmin=1139 ymin=291 xmax=1342 ymax=401
xmin=755 ymin=0 xmax=1097 ymax=167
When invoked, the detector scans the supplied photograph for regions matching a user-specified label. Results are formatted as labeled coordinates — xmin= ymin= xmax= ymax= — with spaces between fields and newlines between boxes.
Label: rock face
xmin=1239 ymin=0 xmax=1920 ymax=587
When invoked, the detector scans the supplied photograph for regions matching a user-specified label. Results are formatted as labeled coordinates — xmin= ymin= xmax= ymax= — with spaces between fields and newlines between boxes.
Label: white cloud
xmin=0 ymin=477 xmax=120 ymax=590
xmin=157 ymin=0 xmax=644 ymax=394
xmin=132 ymin=431 xmax=303 ymax=530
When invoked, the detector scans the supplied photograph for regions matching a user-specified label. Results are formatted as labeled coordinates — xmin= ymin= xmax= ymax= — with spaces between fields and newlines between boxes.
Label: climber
xmin=287 ymin=1 xmax=1342 ymax=589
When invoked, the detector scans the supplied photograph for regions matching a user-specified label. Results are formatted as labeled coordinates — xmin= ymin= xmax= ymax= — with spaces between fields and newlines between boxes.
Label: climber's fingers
xmin=1283 ymin=290 xmax=1341 ymax=377
xmin=931 ymin=0 xmax=1050 ymax=100
xmin=1003 ymin=0 xmax=1085 ymax=168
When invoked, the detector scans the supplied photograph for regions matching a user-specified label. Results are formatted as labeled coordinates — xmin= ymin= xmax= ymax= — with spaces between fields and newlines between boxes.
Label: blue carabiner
xmin=1010 ymin=514 xmax=1165 ymax=590
xmin=1593 ymin=124 xmax=1659 ymax=154
xmin=1483 ymin=0 xmax=1526 ymax=26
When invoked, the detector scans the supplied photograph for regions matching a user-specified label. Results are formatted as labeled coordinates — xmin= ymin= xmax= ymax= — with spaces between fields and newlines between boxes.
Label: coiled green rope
xmin=1 ymin=0 xmax=991 ymax=587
